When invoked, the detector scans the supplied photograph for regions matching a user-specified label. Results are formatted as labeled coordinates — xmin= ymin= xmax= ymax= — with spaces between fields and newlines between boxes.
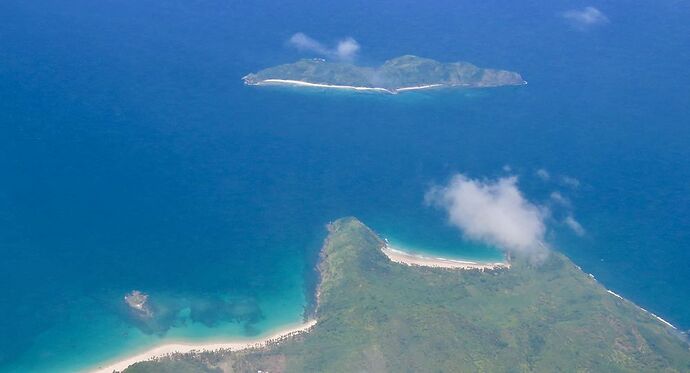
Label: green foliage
xmin=125 ymin=357 xmax=221 ymax=373
xmin=127 ymin=217 xmax=690 ymax=373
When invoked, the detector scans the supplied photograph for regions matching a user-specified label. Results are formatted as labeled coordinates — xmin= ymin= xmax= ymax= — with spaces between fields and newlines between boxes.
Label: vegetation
xmin=126 ymin=217 xmax=690 ymax=372
xmin=243 ymin=56 xmax=525 ymax=92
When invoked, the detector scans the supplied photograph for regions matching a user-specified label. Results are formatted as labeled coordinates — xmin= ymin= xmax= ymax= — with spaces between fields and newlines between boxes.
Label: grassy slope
xmin=126 ymin=217 xmax=690 ymax=372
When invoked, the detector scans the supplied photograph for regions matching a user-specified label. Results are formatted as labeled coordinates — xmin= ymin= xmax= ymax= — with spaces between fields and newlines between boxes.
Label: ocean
xmin=1 ymin=0 xmax=689 ymax=371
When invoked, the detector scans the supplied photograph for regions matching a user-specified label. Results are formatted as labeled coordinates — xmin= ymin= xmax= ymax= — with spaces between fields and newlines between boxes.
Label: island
xmin=118 ymin=217 xmax=689 ymax=372
xmin=124 ymin=290 xmax=152 ymax=318
xmin=243 ymin=55 xmax=526 ymax=94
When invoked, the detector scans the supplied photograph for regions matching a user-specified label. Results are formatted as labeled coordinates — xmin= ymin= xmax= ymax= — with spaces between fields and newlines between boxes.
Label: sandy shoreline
xmin=396 ymin=83 xmax=444 ymax=91
xmin=89 ymin=319 xmax=316 ymax=373
xmin=381 ymin=245 xmax=510 ymax=270
xmin=245 ymin=78 xmax=445 ymax=94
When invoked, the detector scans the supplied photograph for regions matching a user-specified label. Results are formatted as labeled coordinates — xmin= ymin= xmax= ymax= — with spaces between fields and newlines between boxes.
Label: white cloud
xmin=562 ymin=7 xmax=609 ymax=29
xmin=288 ymin=33 xmax=328 ymax=55
xmin=334 ymin=37 xmax=360 ymax=60
xmin=425 ymin=174 xmax=549 ymax=263
xmin=536 ymin=168 xmax=550 ymax=181
xmin=565 ymin=215 xmax=586 ymax=236
xmin=561 ymin=176 xmax=581 ymax=188
xmin=550 ymin=191 xmax=571 ymax=207
xmin=287 ymin=33 xmax=360 ymax=61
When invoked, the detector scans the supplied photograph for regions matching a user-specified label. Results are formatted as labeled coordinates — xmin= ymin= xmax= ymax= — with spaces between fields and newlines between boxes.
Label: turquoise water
xmin=1 ymin=0 xmax=689 ymax=371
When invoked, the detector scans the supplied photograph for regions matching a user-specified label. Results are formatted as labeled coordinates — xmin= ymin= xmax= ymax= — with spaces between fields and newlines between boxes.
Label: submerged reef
xmin=124 ymin=290 xmax=152 ymax=318
xmin=121 ymin=291 xmax=265 ymax=337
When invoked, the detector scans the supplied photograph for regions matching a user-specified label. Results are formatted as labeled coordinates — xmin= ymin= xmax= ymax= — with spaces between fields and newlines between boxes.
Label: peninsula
xmin=243 ymin=55 xmax=526 ymax=94
xmin=120 ymin=217 xmax=690 ymax=373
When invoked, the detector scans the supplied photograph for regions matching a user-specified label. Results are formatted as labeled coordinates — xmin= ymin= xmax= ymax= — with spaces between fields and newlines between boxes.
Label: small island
xmin=124 ymin=290 xmax=152 ymax=318
xmin=243 ymin=55 xmax=526 ymax=94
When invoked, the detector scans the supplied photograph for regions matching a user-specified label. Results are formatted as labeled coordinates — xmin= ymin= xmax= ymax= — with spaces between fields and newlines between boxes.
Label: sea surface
xmin=1 ymin=0 xmax=689 ymax=371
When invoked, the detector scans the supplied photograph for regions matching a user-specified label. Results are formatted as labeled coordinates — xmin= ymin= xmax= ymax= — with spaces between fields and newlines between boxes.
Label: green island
xmin=243 ymin=55 xmax=526 ymax=94
xmin=124 ymin=217 xmax=690 ymax=372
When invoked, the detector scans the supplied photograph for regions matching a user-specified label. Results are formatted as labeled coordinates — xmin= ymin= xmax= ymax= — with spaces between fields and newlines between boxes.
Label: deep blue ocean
xmin=1 ymin=0 xmax=689 ymax=371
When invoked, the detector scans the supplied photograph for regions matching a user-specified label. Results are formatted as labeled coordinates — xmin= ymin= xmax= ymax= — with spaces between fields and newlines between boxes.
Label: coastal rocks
xmin=124 ymin=290 xmax=152 ymax=318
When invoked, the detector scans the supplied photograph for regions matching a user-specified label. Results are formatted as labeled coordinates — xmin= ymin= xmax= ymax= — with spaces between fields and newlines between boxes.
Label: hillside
xmin=125 ymin=217 xmax=690 ymax=372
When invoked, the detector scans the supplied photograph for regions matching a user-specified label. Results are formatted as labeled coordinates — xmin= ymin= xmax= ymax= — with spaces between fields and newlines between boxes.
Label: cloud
xmin=560 ymin=176 xmax=581 ymax=188
xmin=536 ymin=169 xmax=550 ymax=181
xmin=425 ymin=174 xmax=549 ymax=263
xmin=562 ymin=7 xmax=609 ymax=29
xmin=549 ymin=191 xmax=571 ymax=207
xmin=288 ymin=33 xmax=360 ymax=61
xmin=288 ymin=33 xmax=329 ymax=55
xmin=334 ymin=37 xmax=361 ymax=60
xmin=564 ymin=215 xmax=586 ymax=236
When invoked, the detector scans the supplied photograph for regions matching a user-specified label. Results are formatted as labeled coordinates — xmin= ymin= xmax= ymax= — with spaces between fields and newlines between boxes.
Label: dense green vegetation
xmin=126 ymin=217 xmax=690 ymax=372
xmin=243 ymin=55 xmax=525 ymax=92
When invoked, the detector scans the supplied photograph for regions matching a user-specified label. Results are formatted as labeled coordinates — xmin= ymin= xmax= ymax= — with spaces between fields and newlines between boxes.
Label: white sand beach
xmin=396 ymin=84 xmax=444 ymax=91
xmin=381 ymin=245 xmax=510 ymax=270
xmin=90 ymin=319 xmax=316 ymax=373
xmin=246 ymin=79 xmax=447 ymax=94
xmin=252 ymin=79 xmax=393 ymax=93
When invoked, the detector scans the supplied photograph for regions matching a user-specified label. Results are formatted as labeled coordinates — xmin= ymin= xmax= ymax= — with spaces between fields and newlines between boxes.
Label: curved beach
xmin=89 ymin=320 xmax=316 ymax=373
xmin=381 ymin=245 xmax=510 ymax=270
xmin=246 ymin=78 xmax=448 ymax=94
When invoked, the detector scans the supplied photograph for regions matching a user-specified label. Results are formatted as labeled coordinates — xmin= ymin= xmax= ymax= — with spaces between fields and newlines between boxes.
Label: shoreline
xmin=243 ymin=77 xmax=528 ymax=94
xmin=381 ymin=245 xmax=510 ymax=270
xmin=606 ymin=289 xmax=678 ymax=330
xmin=383 ymin=243 xmax=680 ymax=330
xmin=573 ymin=268 xmax=678 ymax=331
xmin=244 ymin=78 xmax=447 ymax=94
xmin=89 ymin=319 xmax=316 ymax=373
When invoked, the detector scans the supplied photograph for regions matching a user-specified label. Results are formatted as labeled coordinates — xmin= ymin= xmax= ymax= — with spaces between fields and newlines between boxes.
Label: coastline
xmin=573 ymin=267 xmax=679 ymax=331
xmin=243 ymin=77 xmax=528 ymax=94
xmin=244 ymin=78 xmax=447 ymax=94
xmin=381 ymin=245 xmax=510 ymax=270
xmin=382 ymin=242 xmax=680 ymax=331
xmin=249 ymin=78 xmax=395 ymax=94
xmin=89 ymin=319 xmax=316 ymax=373
xmin=606 ymin=289 xmax=678 ymax=330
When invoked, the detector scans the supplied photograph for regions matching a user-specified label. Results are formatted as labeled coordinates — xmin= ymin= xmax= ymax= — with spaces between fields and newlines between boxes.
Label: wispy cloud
xmin=536 ymin=168 xmax=550 ymax=181
xmin=561 ymin=6 xmax=609 ymax=30
xmin=564 ymin=215 xmax=586 ymax=236
xmin=288 ymin=33 xmax=360 ymax=61
xmin=288 ymin=33 xmax=328 ymax=55
xmin=550 ymin=191 xmax=571 ymax=207
xmin=560 ymin=175 xmax=581 ymax=188
xmin=426 ymin=174 xmax=549 ymax=263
